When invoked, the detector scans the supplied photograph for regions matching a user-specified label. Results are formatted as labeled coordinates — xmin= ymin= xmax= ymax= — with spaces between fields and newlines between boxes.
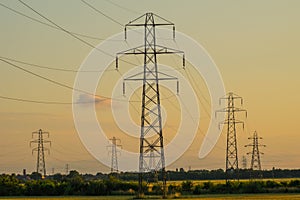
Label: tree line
xmin=118 ymin=168 xmax=300 ymax=181
xmin=0 ymin=171 xmax=138 ymax=196
xmin=1 ymin=169 xmax=300 ymax=196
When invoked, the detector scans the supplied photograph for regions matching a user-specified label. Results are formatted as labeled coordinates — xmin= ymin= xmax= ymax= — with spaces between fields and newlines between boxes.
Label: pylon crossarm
xmin=215 ymin=108 xmax=229 ymax=113
xmin=157 ymin=71 xmax=178 ymax=80
xmin=152 ymin=13 xmax=174 ymax=25
xmin=234 ymin=121 xmax=245 ymax=129
xmin=44 ymin=140 xmax=51 ymax=146
xmin=32 ymin=131 xmax=40 ymax=137
xmin=31 ymin=147 xmax=38 ymax=155
xmin=125 ymin=76 xmax=177 ymax=81
xmin=230 ymin=92 xmax=243 ymax=99
xmin=219 ymin=93 xmax=243 ymax=104
xmin=30 ymin=140 xmax=39 ymax=146
xmin=123 ymin=70 xmax=179 ymax=94
xmin=232 ymin=107 xmax=247 ymax=113
xmin=155 ymin=45 xmax=184 ymax=54
xmin=117 ymin=45 xmax=145 ymax=55
xmin=216 ymin=108 xmax=247 ymax=115
xmin=125 ymin=13 xmax=174 ymax=27
xmin=116 ymin=45 xmax=184 ymax=56
xmin=125 ymin=13 xmax=148 ymax=27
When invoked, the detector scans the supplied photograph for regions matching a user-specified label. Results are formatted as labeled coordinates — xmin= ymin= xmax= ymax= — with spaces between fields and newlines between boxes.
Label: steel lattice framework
xmin=116 ymin=12 xmax=184 ymax=198
xmin=30 ymin=129 xmax=51 ymax=177
xmin=108 ymin=137 xmax=122 ymax=173
xmin=245 ymin=131 xmax=266 ymax=178
xmin=216 ymin=92 xmax=247 ymax=181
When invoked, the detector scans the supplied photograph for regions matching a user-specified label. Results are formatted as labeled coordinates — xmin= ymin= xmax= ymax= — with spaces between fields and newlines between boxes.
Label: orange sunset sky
xmin=0 ymin=0 xmax=299 ymax=174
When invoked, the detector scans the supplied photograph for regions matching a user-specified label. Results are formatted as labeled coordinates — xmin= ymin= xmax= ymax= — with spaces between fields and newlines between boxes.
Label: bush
xmin=181 ymin=180 xmax=193 ymax=192
xmin=289 ymin=180 xmax=300 ymax=187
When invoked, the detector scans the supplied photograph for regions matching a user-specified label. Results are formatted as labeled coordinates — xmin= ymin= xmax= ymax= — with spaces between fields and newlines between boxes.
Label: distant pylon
xmin=242 ymin=155 xmax=247 ymax=169
xmin=149 ymin=147 xmax=156 ymax=170
xmin=108 ymin=137 xmax=122 ymax=173
xmin=148 ymin=147 xmax=159 ymax=183
xmin=116 ymin=12 xmax=185 ymax=198
xmin=216 ymin=92 xmax=247 ymax=182
xmin=65 ymin=164 xmax=69 ymax=175
xmin=30 ymin=129 xmax=51 ymax=177
xmin=245 ymin=130 xmax=266 ymax=178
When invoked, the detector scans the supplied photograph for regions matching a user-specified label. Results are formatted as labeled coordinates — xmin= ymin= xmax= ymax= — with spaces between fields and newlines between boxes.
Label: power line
xmin=0 ymin=93 xmax=176 ymax=105
xmin=17 ymin=0 xmax=120 ymax=60
xmin=81 ymin=0 xmax=124 ymax=27
xmin=0 ymin=58 xmax=108 ymax=100
xmin=0 ymin=95 xmax=93 ymax=105
xmin=1 ymin=2 xmax=183 ymax=108
xmin=184 ymin=68 xmax=211 ymax=118
xmin=104 ymin=0 xmax=142 ymax=15
xmin=17 ymin=0 xmax=138 ymax=67
xmin=80 ymin=0 xmax=146 ymax=40
xmin=0 ymin=95 xmax=71 ymax=105
xmin=0 ymin=58 xmax=178 ymax=104
xmin=0 ymin=2 xmax=120 ymax=41
xmin=0 ymin=56 xmax=115 ymax=73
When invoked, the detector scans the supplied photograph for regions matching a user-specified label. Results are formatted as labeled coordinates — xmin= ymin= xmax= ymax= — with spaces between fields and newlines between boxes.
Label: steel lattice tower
xmin=65 ymin=164 xmax=69 ymax=175
xmin=30 ymin=129 xmax=51 ymax=178
xmin=116 ymin=13 xmax=185 ymax=198
xmin=245 ymin=131 xmax=266 ymax=178
xmin=108 ymin=137 xmax=122 ymax=173
xmin=216 ymin=92 xmax=247 ymax=181
xmin=242 ymin=155 xmax=247 ymax=169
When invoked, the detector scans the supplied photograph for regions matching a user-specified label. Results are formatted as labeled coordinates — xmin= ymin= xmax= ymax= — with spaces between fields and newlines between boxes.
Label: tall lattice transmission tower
xmin=245 ymin=130 xmax=266 ymax=178
xmin=216 ymin=92 xmax=247 ymax=181
xmin=30 ymin=129 xmax=51 ymax=178
xmin=107 ymin=137 xmax=122 ymax=173
xmin=116 ymin=12 xmax=185 ymax=198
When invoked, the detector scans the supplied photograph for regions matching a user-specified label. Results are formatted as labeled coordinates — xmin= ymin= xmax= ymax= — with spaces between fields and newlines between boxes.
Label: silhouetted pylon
xmin=245 ymin=130 xmax=266 ymax=178
xmin=116 ymin=12 xmax=185 ymax=198
xmin=30 ymin=129 xmax=51 ymax=178
xmin=216 ymin=92 xmax=247 ymax=182
xmin=107 ymin=137 xmax=122 ymax=173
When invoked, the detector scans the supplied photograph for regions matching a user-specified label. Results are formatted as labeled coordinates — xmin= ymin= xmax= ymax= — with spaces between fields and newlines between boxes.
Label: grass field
xmin=1 ymin=194 xmax=300 ymax=200
xmin=168 ymin=178 xmax=300 ymax=185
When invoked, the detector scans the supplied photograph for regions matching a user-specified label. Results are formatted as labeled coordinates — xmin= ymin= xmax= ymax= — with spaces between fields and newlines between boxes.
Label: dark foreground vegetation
xmin=0 ymin=169 xmax=300 ymax=196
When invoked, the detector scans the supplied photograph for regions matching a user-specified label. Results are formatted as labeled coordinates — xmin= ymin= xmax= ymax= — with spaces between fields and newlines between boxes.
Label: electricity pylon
xmin=116 ymin=12 xmax=185 ymax=198
xmin=216 ymin=92 xmax=247 ymax=182
xmin=242 ymin=155 xmax=247 ymax=169
xmin=245 ymin=130 xmax=266 ymax=178
xmin=30 ymin=129 xmax=51 ymax=178
xmin=107 ymin=137 xmax=122 ymax=173
xmin=65 ymin=164 xmax=69 ymax=175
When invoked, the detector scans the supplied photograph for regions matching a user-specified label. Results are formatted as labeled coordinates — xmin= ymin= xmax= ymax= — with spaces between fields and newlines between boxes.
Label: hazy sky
xmin=0 ymin=0 xmax=300 ymax=174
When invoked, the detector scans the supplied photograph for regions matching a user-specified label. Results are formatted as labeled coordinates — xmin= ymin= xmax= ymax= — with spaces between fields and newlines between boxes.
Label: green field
xmin=168 ymin=178 xmax=300 ymax=185
xmin=1 ymin=194 xmax=300 ymax=200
